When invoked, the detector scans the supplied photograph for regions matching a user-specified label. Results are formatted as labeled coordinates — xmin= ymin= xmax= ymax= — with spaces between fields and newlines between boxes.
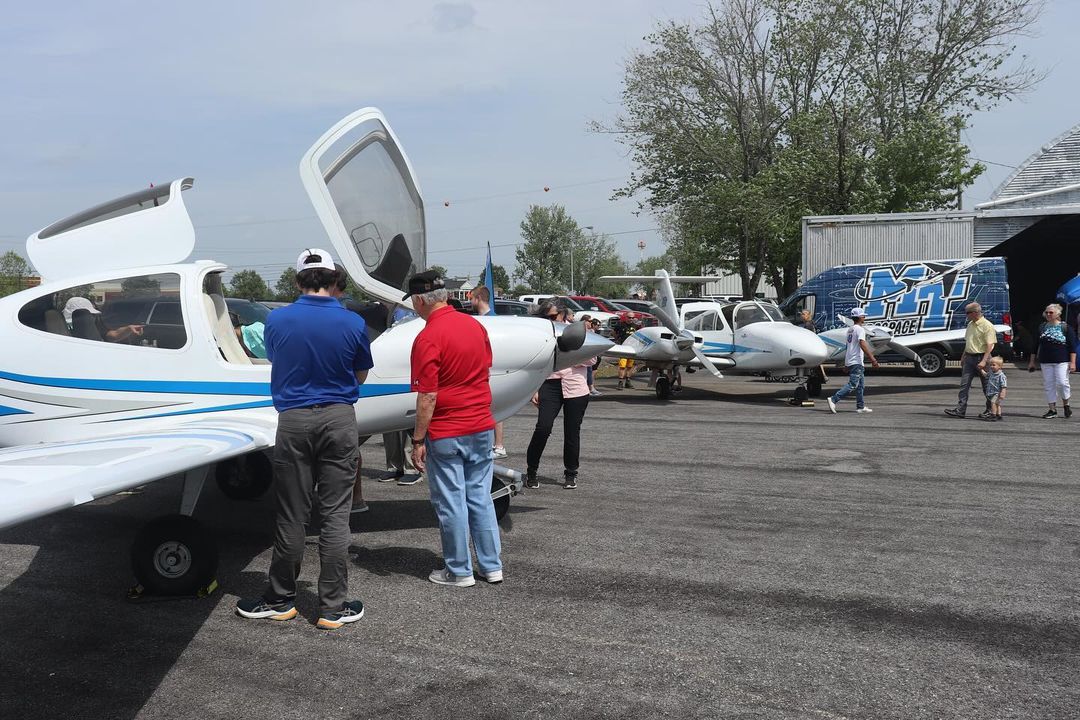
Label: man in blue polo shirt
xmin=236 ymin=248 xmax=374 ymax=630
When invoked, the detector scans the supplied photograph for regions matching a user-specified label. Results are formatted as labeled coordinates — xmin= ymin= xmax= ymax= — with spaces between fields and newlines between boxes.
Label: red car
xmin=568 ymin=295 xmax=659 ymax=328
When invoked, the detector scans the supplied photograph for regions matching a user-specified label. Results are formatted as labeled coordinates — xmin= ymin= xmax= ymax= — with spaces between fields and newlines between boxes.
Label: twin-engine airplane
xmin=599 ymin=270 xmax=830 ymax=399
xmin=0 ymin=107 xmax=609 ymax=596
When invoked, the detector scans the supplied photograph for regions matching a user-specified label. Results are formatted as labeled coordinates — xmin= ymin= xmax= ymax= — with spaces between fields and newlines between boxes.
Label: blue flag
xmin=483 ymin=242 xmax=496 ymax=316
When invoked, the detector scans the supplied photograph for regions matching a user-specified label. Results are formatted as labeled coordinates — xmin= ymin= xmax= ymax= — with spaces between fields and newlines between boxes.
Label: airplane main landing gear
xmin=806 ymin=376 xmax=823 ymax=398
xmin=131 ymin=514 xmax=218 ymax=596
xmin=655 ymin=375 xmax=672 ymax=400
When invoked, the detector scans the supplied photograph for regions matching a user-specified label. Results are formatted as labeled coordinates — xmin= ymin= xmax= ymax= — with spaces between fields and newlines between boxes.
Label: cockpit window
xmin=734 ymin=302 xmax=782 ymax=329
xmin=685 ymin=310 xmax=718 ymax=332
xmin=18 ymin=273 xmax=187 ymax=349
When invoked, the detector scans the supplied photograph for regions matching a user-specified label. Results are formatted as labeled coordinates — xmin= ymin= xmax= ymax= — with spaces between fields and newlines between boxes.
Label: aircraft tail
xmin=597 ymin=270 xmax=714 ymax=332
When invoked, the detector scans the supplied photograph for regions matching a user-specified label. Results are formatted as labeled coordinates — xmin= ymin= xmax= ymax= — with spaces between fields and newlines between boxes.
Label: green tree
xmin=121 ymin=275 xmax=161 ymax=297
xmin=0 ymin=251 xmax=33 ymax=297
xmin=508 ymin=283 xmax=532 ymax=299
xmin=601 ymin=0 xmax=1043 ymax=297
xmin=574 ymin=231 xmax=629 ymax=297
xmin=514 ymin=204 xmax=580 ymax=293
xmin=228 ymin=269 xmax=272 ymax=300
xmin=475 ymin=263 xmax=511 ymax=296
xmin=274 ymin=268 xmax=298 ymax=302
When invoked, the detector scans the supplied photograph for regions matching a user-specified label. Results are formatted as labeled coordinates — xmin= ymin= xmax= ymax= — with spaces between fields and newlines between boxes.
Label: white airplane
xmin=599 ymin=271 xmax=829 ymax=399
xmin=0 ymin=107 xmax=609 ymax=596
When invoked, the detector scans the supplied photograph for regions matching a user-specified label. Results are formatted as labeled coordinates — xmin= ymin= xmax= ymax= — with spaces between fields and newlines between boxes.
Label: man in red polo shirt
xmin=405 ymin=271 xmax=502 ymax=587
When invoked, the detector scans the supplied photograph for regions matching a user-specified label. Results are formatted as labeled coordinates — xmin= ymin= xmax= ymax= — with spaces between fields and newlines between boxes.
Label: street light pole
xmin=578 ymin=226 xmax=593 ymax=295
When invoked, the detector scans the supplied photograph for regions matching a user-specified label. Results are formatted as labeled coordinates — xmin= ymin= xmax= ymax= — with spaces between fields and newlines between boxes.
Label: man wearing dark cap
xmin=405 ymin=270 xmax=503 ymax=587
xmin=236 ymin=249 xmax=374 ymax=629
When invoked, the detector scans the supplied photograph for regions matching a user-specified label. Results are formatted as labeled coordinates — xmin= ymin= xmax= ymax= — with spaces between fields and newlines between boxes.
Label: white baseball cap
xmin=63 ymin=297 xmax=101 ymax=324
xmin=849 ymin=307 xmax=867 ymax=318
xmin=295 ymin=248 xmax=336 ymax=273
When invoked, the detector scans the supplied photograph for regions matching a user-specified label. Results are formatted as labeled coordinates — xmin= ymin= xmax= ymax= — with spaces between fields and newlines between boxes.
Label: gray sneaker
xmin=397 ymin=473 xmax=424 ymax=486
xmin=429 ymin=568 xmax=475 ymax=587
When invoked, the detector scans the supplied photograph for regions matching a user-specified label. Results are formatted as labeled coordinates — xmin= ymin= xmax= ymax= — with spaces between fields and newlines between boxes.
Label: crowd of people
xmin=827 ymin=300 xmax=1076 ymax=422
xmin=234 ymin=254 xmax=605 ymax=630
xmin=233 ymin=252 xmax=1072 ymax=630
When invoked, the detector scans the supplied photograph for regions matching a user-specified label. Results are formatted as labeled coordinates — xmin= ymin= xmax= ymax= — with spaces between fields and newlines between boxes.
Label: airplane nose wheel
xmin=655 ymin=376 xmax=672 ymax=400
xmin=132 ymin=514 xmax=218 ymax=596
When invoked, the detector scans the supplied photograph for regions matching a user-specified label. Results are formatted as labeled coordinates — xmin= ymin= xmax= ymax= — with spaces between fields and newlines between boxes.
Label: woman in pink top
xmin=525 ymin=302 xmax=595 ymax=490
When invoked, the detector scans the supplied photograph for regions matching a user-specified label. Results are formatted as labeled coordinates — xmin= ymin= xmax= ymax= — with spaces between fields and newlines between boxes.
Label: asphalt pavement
xmin=0 ymin=363 xmax=1077 ymax=719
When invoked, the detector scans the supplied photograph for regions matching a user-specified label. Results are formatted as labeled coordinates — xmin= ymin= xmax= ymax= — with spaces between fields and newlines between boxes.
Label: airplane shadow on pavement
xmin=0 ymin=468 xmax=521 ymax=719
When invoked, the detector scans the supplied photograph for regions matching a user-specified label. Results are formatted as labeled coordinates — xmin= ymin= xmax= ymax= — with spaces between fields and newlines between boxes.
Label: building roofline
xmin=988 ymin=121 xmax=1080 ymax=201
xmin=803 ymin=210 xmax=975 ymax=225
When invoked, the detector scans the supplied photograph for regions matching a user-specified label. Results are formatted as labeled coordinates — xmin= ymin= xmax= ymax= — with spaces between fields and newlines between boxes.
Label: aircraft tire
xmin=491 ymin=477 xmax=511 ymax=521
xmin=132 ymin=514 xmax=218 ymax=596
xmin=914 ymin=347 xmax=947 ymax=378
xmin=806 ymin=377 xmax=822 ymax=397
xmin=216 ymin=452 xmax=273 ymax=501
xmin=655 ymin=376 xmax=672 ymax=400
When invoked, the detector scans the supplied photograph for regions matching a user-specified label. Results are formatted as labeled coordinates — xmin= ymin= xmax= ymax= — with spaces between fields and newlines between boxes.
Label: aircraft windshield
xmin=685 ymin=310 xmax=718 ymax=332
xmin=317 ymin=118 xmax=425 ymax=293
xmin=734 ymin=302 xmax=784 ymax=328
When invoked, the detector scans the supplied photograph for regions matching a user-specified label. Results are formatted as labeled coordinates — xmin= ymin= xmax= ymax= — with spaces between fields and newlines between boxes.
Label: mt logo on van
xmin=854 ymin=261 xmax=973 ymax=334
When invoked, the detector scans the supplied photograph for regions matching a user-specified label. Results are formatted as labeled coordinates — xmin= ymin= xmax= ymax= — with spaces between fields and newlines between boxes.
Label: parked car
xmin=260 ymin=300 xmax=289 ymax=310
xmin=568 ymin=295 xmax=659 ymax=330
xmin=99 ymin=295 xmax=187 ymax=349
xmin=225 ymin=298 xmax=272 ymax=326
xmin=459 ymin=299 xmax=534 ymax=316
xmin=517 ymin=294 xmax=554 ymax=305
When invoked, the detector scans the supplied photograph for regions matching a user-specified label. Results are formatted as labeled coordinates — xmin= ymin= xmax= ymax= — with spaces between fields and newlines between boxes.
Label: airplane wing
xmin=603 ymin=344 xmax=638 ymax=359
xmin=0 ymin=418 xmax=276 ymax=530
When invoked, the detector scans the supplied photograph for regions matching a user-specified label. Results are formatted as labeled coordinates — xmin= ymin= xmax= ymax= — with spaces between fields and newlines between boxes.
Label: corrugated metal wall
xmin=701 ymin=272 xmax=779 ymax=299
xmin=802 ymin=215 xmax=974 ymax=280
xmin=973 ymin=216 xmax=1040 ymax=254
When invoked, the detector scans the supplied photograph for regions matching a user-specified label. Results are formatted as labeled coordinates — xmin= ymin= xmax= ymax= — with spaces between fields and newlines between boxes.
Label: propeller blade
xmin=651 ymin=304 xmax=682 ymax=335
xmin=691 ymin=346 xmax=725 ymax=379
xmin=887 ymin=340 xmax=918 ymax=361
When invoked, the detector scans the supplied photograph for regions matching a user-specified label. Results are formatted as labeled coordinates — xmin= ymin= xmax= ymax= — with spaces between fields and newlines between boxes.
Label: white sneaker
xmin=827 ymin=398 xmax=837 ymax=414
xmin=479 ymin=569 xmax=503 ymax=584
xmin=856 ymin=407 xmax=873 ymax=413
xmin=428 ymin=568 xmax=475 ymax=587
xmin=492 ymin=446 xmax=508 ymax=458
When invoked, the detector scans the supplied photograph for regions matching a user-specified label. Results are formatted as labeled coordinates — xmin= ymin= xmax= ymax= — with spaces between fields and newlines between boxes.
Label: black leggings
xmin=526 ymin=379 xmax=590 ymax=475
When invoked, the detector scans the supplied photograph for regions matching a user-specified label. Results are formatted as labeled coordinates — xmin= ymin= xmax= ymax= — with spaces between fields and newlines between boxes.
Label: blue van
xmin=778 ymin=258 xmax=1013 ymax=376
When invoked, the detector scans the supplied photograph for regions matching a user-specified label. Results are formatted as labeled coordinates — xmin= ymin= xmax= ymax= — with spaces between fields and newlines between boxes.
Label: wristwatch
xmin=411 ymin=436 xmax=425 ymax=444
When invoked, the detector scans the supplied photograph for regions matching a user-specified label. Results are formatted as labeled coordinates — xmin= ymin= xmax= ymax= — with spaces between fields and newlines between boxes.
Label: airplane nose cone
xmin=555 ymin=322 xmax=612 ymax=370
xmin=791 ymin=334 xmax=829 ymax=366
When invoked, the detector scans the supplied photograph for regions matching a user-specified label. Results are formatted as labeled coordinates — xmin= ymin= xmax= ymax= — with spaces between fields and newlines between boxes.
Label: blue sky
xmin=1 ymin=1 xmax=1077 ymax=285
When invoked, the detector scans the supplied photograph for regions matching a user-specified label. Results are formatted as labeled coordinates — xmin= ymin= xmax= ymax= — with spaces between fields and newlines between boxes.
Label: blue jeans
xmin=425 ymin=429 xmax=501 ymax=578
xmin=831 ymin=365 xmax=865 ymax=409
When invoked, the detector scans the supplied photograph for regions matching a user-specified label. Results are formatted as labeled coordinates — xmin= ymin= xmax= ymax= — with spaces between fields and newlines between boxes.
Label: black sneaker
xmin=563 ymin=473 xmax=578 ymax=489
xmin=317 ymin=600 xmax=365 ymax=629
xmin=1065 ymin=405 xmax=1073 ymax=418
xmin=525 ymin=470 xmax=539 ymax=489
xmin=235 ymin=597 xmax=297 ymax=621
xmin=978 ymin=410 xmax=993 ymax=419
xmin=1042 ymin=409 xmax=1058 ymax=419
xmin=944 ymin=408 xmax=965 ymax=418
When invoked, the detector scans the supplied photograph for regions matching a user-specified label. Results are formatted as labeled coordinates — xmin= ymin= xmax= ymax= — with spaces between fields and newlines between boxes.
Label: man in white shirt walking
xmin=827 ymin=307 xmax=879 ymax=414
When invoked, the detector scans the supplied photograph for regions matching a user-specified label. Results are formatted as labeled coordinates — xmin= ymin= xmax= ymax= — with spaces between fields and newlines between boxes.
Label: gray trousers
xmin=265 ymin=404 xmax=358 ymax=616
xmin=956 ymin=353 xmax=991 ymax=414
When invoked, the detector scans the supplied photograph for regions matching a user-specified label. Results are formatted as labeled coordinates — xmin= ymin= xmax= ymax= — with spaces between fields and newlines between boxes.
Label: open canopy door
xmin=26 ymin=178 xmax=196 ymax=283
xmin=299 ymin=108 xmax=426 ymax=305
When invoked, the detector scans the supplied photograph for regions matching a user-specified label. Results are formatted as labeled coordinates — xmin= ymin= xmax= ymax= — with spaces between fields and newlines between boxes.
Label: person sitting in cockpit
xmin=63 ymin=297 xmax=145 ymax=343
